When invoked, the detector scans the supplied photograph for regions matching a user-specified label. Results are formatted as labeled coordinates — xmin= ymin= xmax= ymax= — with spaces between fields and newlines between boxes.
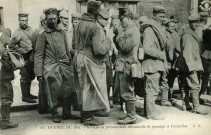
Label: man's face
xmin=97 ymin=16 xmax=108 ymax=27
xmin=167 ymin=22 xmax=176 ymax=33
xmin=19 ymin=16 xmax=28 ymax=29
xmin=154 ymin=13 xmax=165 ymax=24
xmin=60 ymin=16 xmax=69 ymax=26
xmin=120 ymin=16 xmax=130 ymax=28
xmin=189 ymin=21 xmax=200 ymax=31
xmin=72 ymin=18 xmax=79 ymax=28
xmin=111 ymin=19 xmax=120 ymax=28
xmin=46 ymin=14 xmax=58 ymax=28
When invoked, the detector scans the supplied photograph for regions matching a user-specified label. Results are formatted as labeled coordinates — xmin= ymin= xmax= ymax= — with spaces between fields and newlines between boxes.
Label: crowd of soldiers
xmin=0 ymin=0 xmax=210 ymax=129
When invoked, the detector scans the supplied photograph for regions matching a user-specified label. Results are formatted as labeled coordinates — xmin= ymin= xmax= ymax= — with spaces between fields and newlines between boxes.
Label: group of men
xmin=0 ymin=0 xmax=210 ymax=129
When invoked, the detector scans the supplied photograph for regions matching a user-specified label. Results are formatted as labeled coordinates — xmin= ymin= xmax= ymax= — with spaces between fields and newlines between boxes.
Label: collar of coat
xmin=18 ymin=26 xmax=31 ymax=31
xmin=140 ymin=19 xmax=167 ymax=50
xmin=44 ymin=26 xmax=62 ymax=33
xmin=182 ymin=28 xmax=200 ymax=43
xmin=80 ymin=13 xmax=95 ymax=22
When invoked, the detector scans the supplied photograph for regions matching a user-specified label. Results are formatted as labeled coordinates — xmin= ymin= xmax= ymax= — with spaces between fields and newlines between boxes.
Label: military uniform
xmin=73 ymin=1 xmax=111 ymax=126
xmin=35 ymin=8 xmax=77 ymax=123
xmin=0 ymin=28 xmax=18 ymax=129
xmin=174 ymin=14 xmax=207 ymax=114
xmin=113 ymin=8 xmax=141 ymax=124
xmin=9 ymin=13 xmax=36 ymax=103
xmin=141 ymin=6 xmax=167 ymax=119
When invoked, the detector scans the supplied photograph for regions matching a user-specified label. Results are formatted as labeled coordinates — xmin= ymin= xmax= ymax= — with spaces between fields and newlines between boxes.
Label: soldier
xmin=174 ymin=14 xmax=208 ymax=115
xmin=0 ymin=28 xmax=18 ymax=129
xmin=9 ymin=13 xmax=37 ymax=103
xmin=92 ymin=8 xmax=112 ymax=117
xmin=164 ymin=19 xmax=181 ymax=99
xmin=32 ymin=14 xmax=49 ymax=114
xmin=113 ymin=7 xmax=141 ymax=124
xmin=34 ymin=8 xmax=79 ymax=123
xmin=73 ymin=0 xmax=111 ymax=126
xmin=141 ymin=6 xmax=167 ymax=120
xmin=71 ymin=13 xmax=81 ymax=29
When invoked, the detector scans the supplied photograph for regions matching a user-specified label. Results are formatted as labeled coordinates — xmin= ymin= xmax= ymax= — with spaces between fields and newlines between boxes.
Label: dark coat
xmin=174 ymin=28 xmax=203 ymax=72
xmin=34 ymin=27 xmax=73 ymax=103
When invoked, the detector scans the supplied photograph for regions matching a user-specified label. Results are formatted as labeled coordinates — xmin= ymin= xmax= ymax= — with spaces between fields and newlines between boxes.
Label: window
xmin=0 ymin=7 xmax=4 ymax=26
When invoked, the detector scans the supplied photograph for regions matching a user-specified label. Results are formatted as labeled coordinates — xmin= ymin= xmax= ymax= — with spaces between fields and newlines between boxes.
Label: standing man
xmin=35 ymin=8 xmax=79 ymax=123
xmin=164 ymin=19 xmax=181 ymax=99
xmin=71 ymin=13 xmax=81 ymax=29
xmin=73 ymin=0 xmax=111 ymax=126
xmin=114 ymin=8 xmax=141 ymax=124
xmin=174 ymin=14 xmax=208 ymax=115
xmin=9 ymin=13 xmax=37 ymax=103
xmin=0 ymin=28 xmax=18 ymax=129
xmin=141 ymin=6 xmax=167 ymax=120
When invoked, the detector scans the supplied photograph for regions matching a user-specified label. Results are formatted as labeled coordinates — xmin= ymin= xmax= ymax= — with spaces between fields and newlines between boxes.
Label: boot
xmin=83 ymin=111 xmax=104 ymax=126
xmin=21 ymin=81 xmax=36 ymax=103
xmin=51 ymin=107 xmax=61 ymax=123
xmin=84 ymin=118 xmax=104 ymax=126
xmin=62 ymin=99 xmax=80 ymax=120
xmin=192 ymin=92 xmax=208 ymax=115
xmin=94 ymin=110 xmax=110 ymax=117
xmin=118 ymin=101 xmax=137 ymax=125
xmin=161 ymin=90 xmax=172 ymax=106
xmin=0 ymin=105 xmax=18 ymax=129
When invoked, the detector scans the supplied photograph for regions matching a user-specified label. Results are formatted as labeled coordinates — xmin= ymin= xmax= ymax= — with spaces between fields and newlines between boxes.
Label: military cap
xmin=40 ymin=14 xmax=45 ymax=22
xmin=71 ymin=13 xmax=81 ymax=19
xmin=99 ymin=8 xmax=110 ymax=19
xmin=44 ymin=8 xmax=58 ymax=16
xmin=153 ymin=6 xmax=166 ymax=14
xmin=132 ymin=13 xmax=139 ymax=20
xmin=188 ymin=13 xmax=201 ymax=21
xmin=118 ymin=7 xmax=133 ymax=19
xmin=60 ymin=10 xmax=69 ymax=18
xmin=111 ymin=15 xmax=119 ymax=19
xmin=18 ymin=13 xmax=29 ymax=17
xmin=87 ymin=0 xmax=101 ymax=11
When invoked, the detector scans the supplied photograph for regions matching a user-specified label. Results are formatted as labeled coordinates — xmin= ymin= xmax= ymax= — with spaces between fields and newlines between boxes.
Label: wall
xmin=139 ymin=0 xmax=191 ymax=23
xmin=0 ymin=0 xmax=77 ymax=33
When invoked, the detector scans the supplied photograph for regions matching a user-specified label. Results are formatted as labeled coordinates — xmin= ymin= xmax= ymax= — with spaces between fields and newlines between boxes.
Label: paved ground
xmin=0 ymin=70 xmax=211 ymax=135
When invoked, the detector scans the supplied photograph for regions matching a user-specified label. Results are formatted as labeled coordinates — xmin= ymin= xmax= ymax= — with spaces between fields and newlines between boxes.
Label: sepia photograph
xmin=0 ymin=0 xmax=210 ymax=135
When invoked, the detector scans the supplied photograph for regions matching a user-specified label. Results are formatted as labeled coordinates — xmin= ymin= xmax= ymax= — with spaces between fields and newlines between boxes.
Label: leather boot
xmin=51 ymin=107 xmax=60 ymax=123
xmin=192 ymin=92 xmax=208 ymax=115
xmin=0 ymin=105 xmax=18 ymax=129
xmin=118 ymin=101 xmax=137 ymax=125
xmin=62 ymin=103 xmax=80 ymax=120
xmin=21 ymin=81 xmax=36 ymax=103
xmin=161 ymin=90 xmax=172 ymax=106
xmin=83 ymin=111 xmax=104 ymax=126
